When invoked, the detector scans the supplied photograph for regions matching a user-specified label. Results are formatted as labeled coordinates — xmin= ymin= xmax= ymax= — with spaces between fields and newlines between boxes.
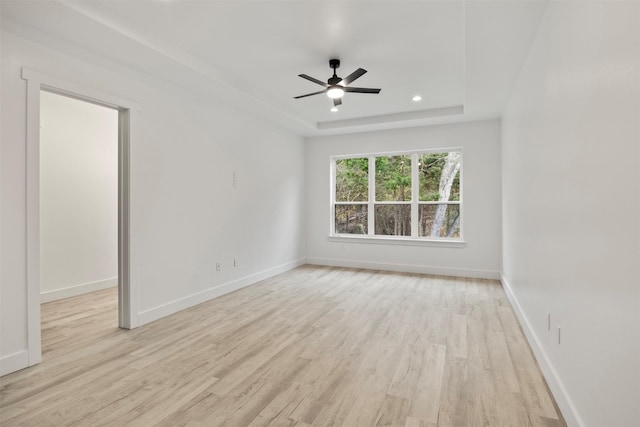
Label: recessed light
xmin=412 ymin=95 xmax=422 ymax=102
xmin=330 ymin=107 xmax=339 ymax=112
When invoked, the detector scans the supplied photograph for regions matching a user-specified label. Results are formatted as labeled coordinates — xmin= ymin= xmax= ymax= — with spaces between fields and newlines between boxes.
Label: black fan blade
xmin=298 ymin=74 xmax=328 ymax=87
xmin=293 ymin=89 xmax=328 ymax=99
xmin=333 ymin=97 xmax=342 ymax=107
xmin=340 ymin=68 xmax=367 ymax=85
xmin=344 ymin=87 xmax=381 ymax=94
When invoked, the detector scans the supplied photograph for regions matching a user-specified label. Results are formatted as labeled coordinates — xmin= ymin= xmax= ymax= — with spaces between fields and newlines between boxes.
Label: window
xmin=332 ymin=149 xmax=462 ymax=241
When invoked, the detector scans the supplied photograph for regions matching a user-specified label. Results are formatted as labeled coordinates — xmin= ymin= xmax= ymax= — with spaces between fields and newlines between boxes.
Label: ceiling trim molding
xmin=317 ymin=105 xmax=464 ymax=130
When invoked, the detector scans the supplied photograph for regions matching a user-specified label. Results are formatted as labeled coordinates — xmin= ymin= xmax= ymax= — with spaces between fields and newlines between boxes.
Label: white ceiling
xmin=1 ymin=0 xmax=548 ymax=136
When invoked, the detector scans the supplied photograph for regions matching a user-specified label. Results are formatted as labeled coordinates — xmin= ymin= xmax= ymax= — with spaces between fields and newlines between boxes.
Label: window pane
xmin=419 ymin=204 xmax=461 ymax=238
xmin=375 ymin=155 xmax=411 ymax=201
xmin=419 ymin=152 xmax=461 ymax=201
xmin=375 ymin=204 xmax=411 ymax=236
xmin=335 ymin=158 xmax=368 ymax=202
xmin=335 ymin=205 xmax=368 ymax=234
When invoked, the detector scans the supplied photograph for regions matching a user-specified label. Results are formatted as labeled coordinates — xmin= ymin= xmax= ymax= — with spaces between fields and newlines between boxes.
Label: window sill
xmin=328 ymin=235 xmax=466 ymax=248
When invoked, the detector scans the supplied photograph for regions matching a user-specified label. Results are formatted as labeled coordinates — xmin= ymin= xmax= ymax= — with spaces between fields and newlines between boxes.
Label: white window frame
xmin=330 ymin=148 xmax=464 ymax=245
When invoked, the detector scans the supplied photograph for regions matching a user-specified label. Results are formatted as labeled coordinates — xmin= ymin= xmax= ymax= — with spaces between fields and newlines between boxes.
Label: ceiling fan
xmin=294 ymin=59 xmax=381 ymax=107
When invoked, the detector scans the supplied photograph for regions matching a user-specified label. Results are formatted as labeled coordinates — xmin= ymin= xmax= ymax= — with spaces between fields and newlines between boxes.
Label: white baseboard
xmin=41 ymin=277 xmax=118 ymax=303
xmin=500 ymin=274 xmax=582 ymax=427
xmin=0 ymin=350 xmax=29 ymax=376
xmin=137 ymin=258 xmax=306 ymax=326
xmin=306 ymin=257 xmax=500 ymax=280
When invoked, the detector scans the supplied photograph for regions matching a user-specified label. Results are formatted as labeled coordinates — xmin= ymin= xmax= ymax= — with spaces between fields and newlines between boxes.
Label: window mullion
xmin=411 ymin=152 xmax=419 ymax=238
xmin=330 ymin=159 xmax=336 ymax=235
xmin=368 ymin=156 xmax=375 ymax=236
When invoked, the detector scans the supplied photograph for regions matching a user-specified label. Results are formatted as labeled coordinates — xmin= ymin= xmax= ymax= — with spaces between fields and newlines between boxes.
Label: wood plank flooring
xmin=0 ymin=266 xmax=566 ymax=426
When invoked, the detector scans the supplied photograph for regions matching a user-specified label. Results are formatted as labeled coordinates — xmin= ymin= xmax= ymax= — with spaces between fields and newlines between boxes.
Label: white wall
xmin=40 ymin=91 xmax=118 ymax=302
xmin=502 ymin=2 xmax=640 ymax=426
xmin=306 ymin=120 xmax=502 ymax=279
xmin=0 ymin=32 xmax=306 ymax=374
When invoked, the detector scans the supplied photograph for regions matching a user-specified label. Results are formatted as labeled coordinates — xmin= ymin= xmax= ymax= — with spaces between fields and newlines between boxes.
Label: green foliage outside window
xmin=335 ymin=158 xmax=368 ymax=202
xmin=375 ymin=155 xmax=411 ymax=201
xmin=419 ymin=153 xmax=460 ymax=201
xmin=334 ymin=151 xmax=461 ymax=238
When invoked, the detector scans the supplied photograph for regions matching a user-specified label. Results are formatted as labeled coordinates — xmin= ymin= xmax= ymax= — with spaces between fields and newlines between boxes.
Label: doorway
xmin=39 ymin=91 xmax=119 ymax=351
xmin=23 ymin=68 xmax=135 ymax=367
xmin=40 ymin=91 xmax=119 ymax=304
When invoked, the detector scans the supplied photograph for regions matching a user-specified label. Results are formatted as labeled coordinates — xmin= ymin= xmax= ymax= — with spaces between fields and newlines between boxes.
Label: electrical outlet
xmin=216 ymin=262 xmax=221 ymax=271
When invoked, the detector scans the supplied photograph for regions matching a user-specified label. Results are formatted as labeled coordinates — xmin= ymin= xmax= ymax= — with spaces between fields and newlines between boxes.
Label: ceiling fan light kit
xmin=327 ymin=86 xmax=345 ymax=99
xmin=294 ymin=59 xmax=381 ymax=107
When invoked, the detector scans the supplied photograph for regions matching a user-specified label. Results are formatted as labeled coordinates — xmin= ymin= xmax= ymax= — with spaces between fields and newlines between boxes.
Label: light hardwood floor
xmin=0 ymin=266 xmax=565 ymax=426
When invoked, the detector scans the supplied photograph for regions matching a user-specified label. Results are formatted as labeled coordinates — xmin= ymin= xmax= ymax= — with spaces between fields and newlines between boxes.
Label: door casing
xmin=22 ymin=67 xmax=138 ymax=367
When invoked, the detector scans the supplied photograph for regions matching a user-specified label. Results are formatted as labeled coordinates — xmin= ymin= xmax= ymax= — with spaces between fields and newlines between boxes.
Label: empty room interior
xmin=0 ymin=1 xmax=638 ymax=427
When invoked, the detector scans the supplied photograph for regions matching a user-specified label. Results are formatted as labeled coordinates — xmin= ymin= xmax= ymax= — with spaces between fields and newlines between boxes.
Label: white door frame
xmin=22 ymin=68 xmax=138 ymax=366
